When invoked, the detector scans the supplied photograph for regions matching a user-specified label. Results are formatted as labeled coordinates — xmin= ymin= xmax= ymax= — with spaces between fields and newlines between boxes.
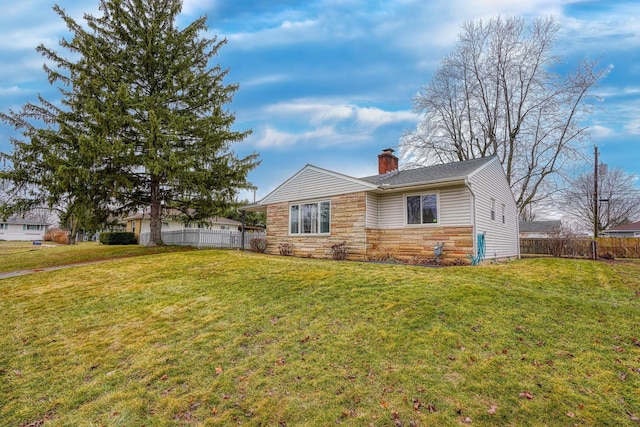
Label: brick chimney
xmin=378 ymin=148 xmax=398 ymax=175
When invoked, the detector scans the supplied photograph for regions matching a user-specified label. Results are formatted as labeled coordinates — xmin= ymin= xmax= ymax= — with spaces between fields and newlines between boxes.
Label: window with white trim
xmin=501 ymin=204 xmax=506 ymax=224
xmin=23 ymin=224 xmax=44 ymax=231
xmin=290 ymin=201 xmax=330 ymax=234
xmin=490 ymin=199 xmax=496 ymax=221
xmin=0 ymin=223 xmax=7 ymax=230
xmin=406 ymin=193 xmax=438 ymax=225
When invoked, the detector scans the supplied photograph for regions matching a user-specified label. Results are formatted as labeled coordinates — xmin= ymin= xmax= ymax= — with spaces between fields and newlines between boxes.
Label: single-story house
xmin=243 ymin=149 xmax=520 ymax=263
xmin=519 ymin=220 xmax=562 ymax=238
xmin=0 ymin=216 xmax=50 ymax=241
xmin=124 ymin=212 xmax=243 ymax=240
xmin=602 ymin=221 xmax=640 ymax=238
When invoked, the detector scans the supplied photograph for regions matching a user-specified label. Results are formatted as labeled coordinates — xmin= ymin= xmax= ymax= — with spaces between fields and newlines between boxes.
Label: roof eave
xmin=239 ymin=203 xmax=267 ymax=213
xmin=373 ymin=177 xmax=467 ymax=192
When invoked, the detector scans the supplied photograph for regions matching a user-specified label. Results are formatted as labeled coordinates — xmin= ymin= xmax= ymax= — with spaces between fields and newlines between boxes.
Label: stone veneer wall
xmin=265 ymin=191 xmax=474 ymax=262
xmin=265 ymin=192 xmax=368 ymax=259
xmin=365 ymin=226 xmax=474 ymax=262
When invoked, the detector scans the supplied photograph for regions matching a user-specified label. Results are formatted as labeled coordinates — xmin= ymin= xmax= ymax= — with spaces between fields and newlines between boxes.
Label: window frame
xmin=0 ymin=223 xmax=7 ymax=230
xmin=23 ymin=224 xmax=44 ymax=231
xmin=490 ymin=198 xmax=496 ymax=221
xmin=289 ymin=200 xmax=331 ymax=236
xmin=404 ymin=192 xmax=439 ymax=226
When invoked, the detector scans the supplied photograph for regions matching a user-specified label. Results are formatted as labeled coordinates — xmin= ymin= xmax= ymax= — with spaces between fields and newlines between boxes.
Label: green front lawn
xmin=1 ymin=250 xmax=638 ymax=426
xmin=0 ymin=241 xmax=194 ymax=273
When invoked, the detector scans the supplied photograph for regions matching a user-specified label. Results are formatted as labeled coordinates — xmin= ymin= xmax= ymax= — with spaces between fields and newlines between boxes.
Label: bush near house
xmin=43 ymin=228 xmax=69 ymax=244
xmin=98 ymin=231 xmax=137 ymax=245
xmin=249 ymin=237 xmax=267 ymax=253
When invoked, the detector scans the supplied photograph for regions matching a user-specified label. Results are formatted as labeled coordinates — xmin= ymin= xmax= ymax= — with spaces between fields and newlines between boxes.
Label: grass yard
xmin=1 ymin=249 xmax=639 ymax=426
xmin=0 ymin=241 xmax=194 ymax=273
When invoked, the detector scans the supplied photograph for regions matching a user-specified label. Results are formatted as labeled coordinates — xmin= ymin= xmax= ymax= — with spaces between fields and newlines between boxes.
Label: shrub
xmin=278 ymin=243 xmax=293 ymax=256
xmin=330 ymin=241 xmax=348 ymax=260
xmin=365 ymin=247 xmax=398 ymax=263
xmin=249 ymin=237 xmax=267 ymax=253
xmin=44 ymin=228 xmax=70 ymax=244
xmin=547 ymin=226 xmax=579 ymax=257
xmin=99 ymin=232 xmax=137 ymax=245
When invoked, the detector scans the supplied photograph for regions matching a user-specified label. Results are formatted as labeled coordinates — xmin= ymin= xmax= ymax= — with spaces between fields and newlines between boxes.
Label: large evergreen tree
xmin=1 ymin=0 xmax=258 ymax=245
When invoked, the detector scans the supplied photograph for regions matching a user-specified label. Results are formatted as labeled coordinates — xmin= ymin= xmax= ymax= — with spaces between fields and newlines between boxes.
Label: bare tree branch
xmin=401 ymin=16 xmax=607 ymax=214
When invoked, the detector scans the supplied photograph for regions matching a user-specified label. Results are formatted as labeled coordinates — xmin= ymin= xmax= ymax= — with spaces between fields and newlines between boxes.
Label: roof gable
xmin=259 ymin=164 xmax=377 ymax=205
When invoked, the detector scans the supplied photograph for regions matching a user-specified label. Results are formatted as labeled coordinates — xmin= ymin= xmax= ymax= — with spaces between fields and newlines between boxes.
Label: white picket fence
xmin=139 ymin=229 xmax=265 ymax=249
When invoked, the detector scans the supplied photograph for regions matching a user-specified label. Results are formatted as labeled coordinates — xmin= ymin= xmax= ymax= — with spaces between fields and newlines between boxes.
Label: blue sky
xmin=1 ymin=0 xmax=639 ymax=204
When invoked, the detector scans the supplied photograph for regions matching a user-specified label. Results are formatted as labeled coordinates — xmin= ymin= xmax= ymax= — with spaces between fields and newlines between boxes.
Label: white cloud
xmin=624 ymin=120 xmax=640 ymax=136
xmin=0 ymin=86 xmax=25 ymax=96
xmin=242 ymin=74 xmax=291 ymax=87
xmin=251 ymin=101 xmax=415 ymax=149
xmin=227 ymin=19 xmax=322 ymax=48
xmin=265 ymin=101 xmax=415 ymax=128
xmin=356 ymin=107 xmax=416 ymax=126
xmin=254 ymin=125 xmax=339 ymax=149
xmin=590 ymin=125 xmax=614 ymax=139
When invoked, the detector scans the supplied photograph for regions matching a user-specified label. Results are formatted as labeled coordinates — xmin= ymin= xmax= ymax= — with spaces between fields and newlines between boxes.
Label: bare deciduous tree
xmin=401 ymin=16 xmax=606 ymax=215
xmin=562 ymin=167 xmax=640 ymax=233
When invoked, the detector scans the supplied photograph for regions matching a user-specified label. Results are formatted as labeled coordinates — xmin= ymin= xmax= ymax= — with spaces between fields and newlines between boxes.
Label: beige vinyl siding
xmin=378 ymin=193 xmax=405 ymax=228
xmin=138 ymin=220 xmax=184 ymax=235
xmin=366 ymin=193 xmax=379 ymax=228
xmin=261 ymin=166 xmax=375 ymax=205
xmin=468 ymin=159 xmax=519 ymax=259
xmin=439 ymin=186 xmax=473 ymax=226
xmin=377 ymin=186 xmax=472 ymax=229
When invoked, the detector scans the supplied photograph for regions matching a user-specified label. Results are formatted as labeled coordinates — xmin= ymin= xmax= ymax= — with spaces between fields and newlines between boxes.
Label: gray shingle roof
xmin=518 ymin=221 xmax=562 ymax=233
xmin=359 ymin=156 xmax=497 ymax=187
xmin=604 ymin=221 xmax=640 ymax=232
xmin=2 ymin=216 xmax=50 ymax=226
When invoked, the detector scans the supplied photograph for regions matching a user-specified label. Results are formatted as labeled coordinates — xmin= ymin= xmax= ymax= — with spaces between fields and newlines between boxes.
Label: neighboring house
xmin=0 ymin=216 xmax=49 ymax=241
xmin=243 ymin=149 xmax=520 ymax=262
xmin=519 ymin=220 xmax=562 ymax=238
xmin=124 ymin=212 xmax=242 ymax=240
xmin=602 ymin=221 xmax=640 ymax=238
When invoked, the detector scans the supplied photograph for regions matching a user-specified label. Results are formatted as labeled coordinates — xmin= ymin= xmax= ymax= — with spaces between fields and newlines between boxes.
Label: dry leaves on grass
xmin=519 ymin=391 xmax=534 ymax=400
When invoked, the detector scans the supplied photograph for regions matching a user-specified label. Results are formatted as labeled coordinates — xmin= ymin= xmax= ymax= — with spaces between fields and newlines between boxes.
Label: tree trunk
xmin=148 ymin=174 xmax=163 ymax=246
xmin=67 ymin=212 xmax=78 ymax=245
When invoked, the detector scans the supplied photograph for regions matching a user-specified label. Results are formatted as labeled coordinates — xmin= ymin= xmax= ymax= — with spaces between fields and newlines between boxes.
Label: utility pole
xmin=593 ymin=146 xmax=598 ymax=260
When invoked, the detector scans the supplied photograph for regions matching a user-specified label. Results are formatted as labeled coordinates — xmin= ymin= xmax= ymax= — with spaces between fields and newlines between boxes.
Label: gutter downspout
xmin=465 ymin=179 xmax=477 ymax=259
xmin=516 ymin=212 xmax=521 ymax=259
